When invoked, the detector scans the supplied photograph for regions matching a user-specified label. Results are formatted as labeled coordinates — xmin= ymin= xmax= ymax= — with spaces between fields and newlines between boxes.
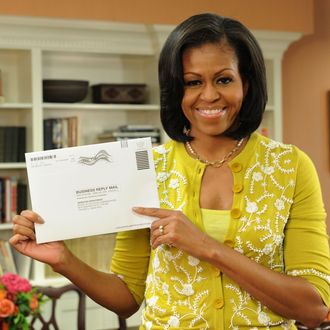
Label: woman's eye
xmin=184 ymin=80 xmax=201 ymax=87
xmin=217 ymin=77 xmax=233 ymax=85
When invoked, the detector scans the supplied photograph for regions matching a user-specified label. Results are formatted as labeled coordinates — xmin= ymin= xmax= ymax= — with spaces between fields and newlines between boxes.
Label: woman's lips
xmin=196 ymin=108 xmax=227 ymax=118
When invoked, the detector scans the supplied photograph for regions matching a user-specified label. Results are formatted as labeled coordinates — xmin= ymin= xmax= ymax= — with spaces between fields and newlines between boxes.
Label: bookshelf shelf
xmin=0 ymin=223 xmax=13 ymax=230
xmin=0 ymin=163 xmax=26 ymax=169
xmin=0 ymin=103 xmax=32 ymax=110
xmin=43 ymin=102 xmax=160 ymax=111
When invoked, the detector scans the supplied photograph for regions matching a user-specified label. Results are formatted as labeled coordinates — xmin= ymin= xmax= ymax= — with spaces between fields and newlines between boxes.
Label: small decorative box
xmin=91 ymin=83 xmax=147 ymax=104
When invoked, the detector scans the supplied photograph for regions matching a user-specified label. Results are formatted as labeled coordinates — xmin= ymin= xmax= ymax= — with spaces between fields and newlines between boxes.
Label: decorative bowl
xmin=91 ymin=83 xmax=147 ymax=104
xmin=43 ymin=79 xmax=89 ymax=103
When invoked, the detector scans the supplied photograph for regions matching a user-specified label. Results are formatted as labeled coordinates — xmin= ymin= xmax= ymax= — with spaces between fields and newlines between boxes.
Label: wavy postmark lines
xmin=78 ymin=149 xmax=112 ymax=165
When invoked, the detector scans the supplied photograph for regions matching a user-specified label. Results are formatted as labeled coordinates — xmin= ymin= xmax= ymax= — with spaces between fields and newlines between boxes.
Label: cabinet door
xmin=0 ymin=49 xmax=32 ymax=104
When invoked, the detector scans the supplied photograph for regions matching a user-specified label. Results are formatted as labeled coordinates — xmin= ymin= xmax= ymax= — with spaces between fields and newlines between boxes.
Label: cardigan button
xmin=231 ymin=162 xmax=243 ymax=172
xmin=224 ymin=239 xmax=234 ymax=247
xmin=232 ymin=183 xmax=243 ymax=193
xmin=231 ymin=208 xmax=241 ymax=219
xmin=214 ymin=298 xmax=224 ymax=309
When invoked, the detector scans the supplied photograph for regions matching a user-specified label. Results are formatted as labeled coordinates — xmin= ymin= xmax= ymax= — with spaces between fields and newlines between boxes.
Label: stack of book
xmin=0 ymin=126 xmax=26 ymax=162
xmin=0 ymin=240 xmax=17 ymax=274
xmin=97 ymin=125 xmax=161 ymax=145
xmin=43 ymin=117 xmax=78 ymax=150
xmin=0 ymin=239 xmax=32 ymax=278
xmin=0 ymin=177 xmax=27 ymax=224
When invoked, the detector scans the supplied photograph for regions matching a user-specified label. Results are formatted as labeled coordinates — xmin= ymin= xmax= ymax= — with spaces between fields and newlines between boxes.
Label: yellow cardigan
xmin=111 ymin=132 xmax=330 ymax=329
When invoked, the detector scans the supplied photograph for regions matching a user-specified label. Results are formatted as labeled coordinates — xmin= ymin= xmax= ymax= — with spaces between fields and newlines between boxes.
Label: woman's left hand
xmin=133 ymin=207 xmax=213 ymax=260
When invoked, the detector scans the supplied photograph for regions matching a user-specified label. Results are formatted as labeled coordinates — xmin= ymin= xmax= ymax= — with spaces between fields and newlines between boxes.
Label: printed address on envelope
xmin=25 ymin=137 xmax=159 ymax=243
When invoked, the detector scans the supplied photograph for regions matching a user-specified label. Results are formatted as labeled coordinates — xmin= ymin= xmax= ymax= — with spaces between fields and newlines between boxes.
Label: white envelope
xmin=25 ymin=137 xmax=159 ymax=243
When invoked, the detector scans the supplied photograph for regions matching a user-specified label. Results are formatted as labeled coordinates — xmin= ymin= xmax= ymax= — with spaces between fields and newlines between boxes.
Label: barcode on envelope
xmin=135 ymin=150 xmax=149 ymax=170
xmin=30 ymin=155 xmax=56 ymax=162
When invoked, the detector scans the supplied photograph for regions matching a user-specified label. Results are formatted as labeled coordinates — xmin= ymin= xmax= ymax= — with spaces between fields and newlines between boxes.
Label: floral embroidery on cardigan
xmin=142 ymin=143 xmax=209 ymax=329
xmin=153 ymin=144 xmax=187 ymax=210
xmin=288 ymin=269 xmax=330 ymax=284
xmin=236 ymin=140 xmax=295 ymax=272
xmin=226 ymin=283 xmax=289 ymax=329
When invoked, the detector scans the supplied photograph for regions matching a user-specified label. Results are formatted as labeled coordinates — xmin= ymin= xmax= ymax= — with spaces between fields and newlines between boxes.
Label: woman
xmin=10 ymin=13 xmax=330 ymax=329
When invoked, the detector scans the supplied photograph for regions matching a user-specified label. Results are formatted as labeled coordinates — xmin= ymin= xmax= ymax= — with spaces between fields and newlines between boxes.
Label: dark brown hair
xmin=159 ymin=13 xmax=267 ymax=141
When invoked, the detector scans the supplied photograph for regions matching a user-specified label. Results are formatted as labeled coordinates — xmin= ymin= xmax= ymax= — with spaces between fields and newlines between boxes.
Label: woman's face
xmin=181 ymin=42 xmax=247 ymax=139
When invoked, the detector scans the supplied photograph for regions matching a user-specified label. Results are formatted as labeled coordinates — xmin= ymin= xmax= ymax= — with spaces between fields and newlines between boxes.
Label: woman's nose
xmin=200 ymin=83 xmax=220 ymax=102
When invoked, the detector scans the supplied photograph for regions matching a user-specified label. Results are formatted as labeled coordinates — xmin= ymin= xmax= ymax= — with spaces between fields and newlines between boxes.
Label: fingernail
xmin=132 ymin=207 xmax=141 ymax=212
xmin=37 ymin=216 xmax=45 ymax=223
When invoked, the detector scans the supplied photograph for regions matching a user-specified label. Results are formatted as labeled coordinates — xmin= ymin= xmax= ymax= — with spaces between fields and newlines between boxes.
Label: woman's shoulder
xmin=152 ymin=139 xmax=174 ymax=152
xmin=252 ymin=132 xmax=302 ymax=157
xmin=152 ymin=139 xmax=184 ymax=159
xmin=250 ymin=132 xmax=315 ymax=170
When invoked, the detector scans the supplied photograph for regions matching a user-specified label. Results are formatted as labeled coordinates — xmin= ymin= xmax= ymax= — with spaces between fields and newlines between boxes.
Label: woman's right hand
xmin=9 ymin=210 xmax=67 ymax=268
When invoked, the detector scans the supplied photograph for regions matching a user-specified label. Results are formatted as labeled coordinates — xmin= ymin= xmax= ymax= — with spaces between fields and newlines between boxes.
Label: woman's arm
xmin=55 ymin=248 xmax=139 ymax=318
xmin=203 ymin=235 xmax=328 ymax=328
xmin=134 ymin=206 xmax=328 ymax=328
xmin=10 ymin=210 xmax=139 ymax=318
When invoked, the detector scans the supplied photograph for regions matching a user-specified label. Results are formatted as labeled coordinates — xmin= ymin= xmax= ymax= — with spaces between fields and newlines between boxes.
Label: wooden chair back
xmin=30 ymin=283 xmax=86 ymax=330
xmin=30 ymin=283 xmax=127 ymax=330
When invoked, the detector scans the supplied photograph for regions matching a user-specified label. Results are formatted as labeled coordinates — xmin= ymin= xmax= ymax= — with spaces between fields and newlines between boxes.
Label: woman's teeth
xmin=197 ymin=108 xmax=226 ymax=115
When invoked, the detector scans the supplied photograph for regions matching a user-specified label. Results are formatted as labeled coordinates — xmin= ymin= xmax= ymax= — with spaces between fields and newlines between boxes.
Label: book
xmin=17 ymin=127 xmax=26 ymax=162
xmin=10 ymin=127 xmax=19 ymax=162
xmin=0 ymin=126 xmax=26 ymax=162
xmin=11 ymin=248 xmax=32 ymax=278
xmin=0 ymin=179 xmax=3 ymax=223
xmin=17 ymin=183 xmax=27 ymax=214
xmin=0 ymin=245 xmax=7 ymax=275
xmin=68 ymin=116 xmax=78 ymax=147
xmin=44 ymin=118 xmax=56 ymax=150
xmin=3 ymin=177 xmax=11 ymax=223
xmin=0 ymin=240 xmax=17 ymax=274
xmin=4 ymin=127 xmax=15 ymax=162
xmin=52 ymin=118 xmax=62 ymax=149
xmin=112 ymin=130 xmax=160 ymax=138
xmin=44 ymin=117 xmax=78 ymax=150
xmin=61 ymin=118 xmax=69 ymax=148
xmin=0 ymin=177 xmax=27 ymax=222
xmin=98 ymin=128 xmax=161 ymax=144
xmin=118 ymin=124 xmax=159 ymax=132
xmin=0 ymin=127 xmax=5 ymax=162
xmin=98 ymin=129 xmax=160 ymax=140
xmin=10 ymin=177 xmax=17 ymax=220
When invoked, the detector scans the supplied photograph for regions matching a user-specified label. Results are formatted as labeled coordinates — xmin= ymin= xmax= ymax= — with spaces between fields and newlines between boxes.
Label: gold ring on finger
xmin=159 ymin=225 xmax=164 ymax=235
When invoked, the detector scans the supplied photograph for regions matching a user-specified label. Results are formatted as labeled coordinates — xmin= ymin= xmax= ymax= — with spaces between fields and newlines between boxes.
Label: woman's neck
xmin=187 ymin=135 xmax=242 ymax=162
